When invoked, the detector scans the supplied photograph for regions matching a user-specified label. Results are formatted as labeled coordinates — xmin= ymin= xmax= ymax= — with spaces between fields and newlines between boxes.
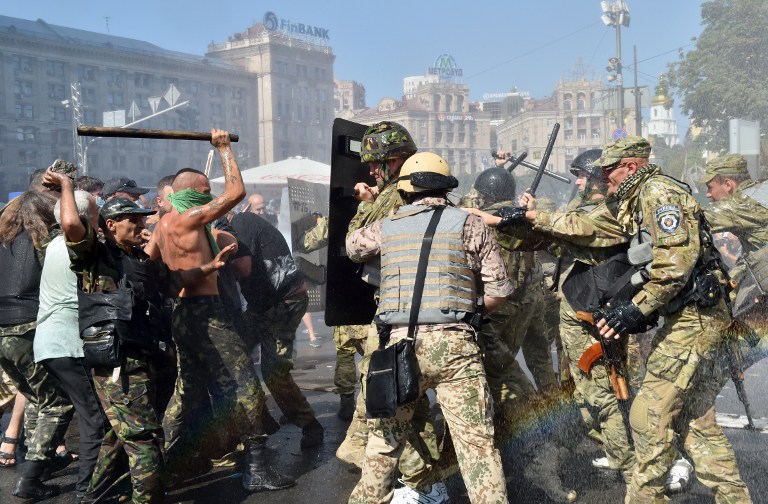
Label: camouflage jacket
xmin=616 ymin=166 xmax=704 ymax=315
xmin=302 ymin=216 xmax=328 ymax=253
xmin=346 ymin=180 xmax=404 ymax=239
xmin=703 ymin=180 xmax=768 ymax=254
xmin=346 ymin=196 xmax=513 ymax=299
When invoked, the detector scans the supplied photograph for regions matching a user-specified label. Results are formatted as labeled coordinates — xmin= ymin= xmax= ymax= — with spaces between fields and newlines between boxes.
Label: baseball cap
xmin=100 ymin=197 xmax=156 ymax=220
xmin=700 ymin=154 xmax=749 ymax=184
xmin=594 ymin=136 xmax=652 ymax=167
xmin=103 ymin=177 xmax=150 ymax=198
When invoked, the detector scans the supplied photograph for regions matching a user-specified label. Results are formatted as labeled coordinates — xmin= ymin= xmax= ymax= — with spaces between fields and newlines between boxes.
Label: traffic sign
xmin=612 ymin=127 xmax=628 ymax=140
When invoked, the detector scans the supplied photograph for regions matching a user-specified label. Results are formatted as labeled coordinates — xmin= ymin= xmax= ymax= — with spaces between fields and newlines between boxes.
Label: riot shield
xmin=287 ymin=178 xmax=329 ymax=313
xmin=325 ymin=118 xmax=377 ymax=326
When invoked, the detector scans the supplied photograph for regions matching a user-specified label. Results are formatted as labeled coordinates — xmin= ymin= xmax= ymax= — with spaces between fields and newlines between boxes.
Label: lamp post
xmin=601 ymin=1 xmax=630 ymax=128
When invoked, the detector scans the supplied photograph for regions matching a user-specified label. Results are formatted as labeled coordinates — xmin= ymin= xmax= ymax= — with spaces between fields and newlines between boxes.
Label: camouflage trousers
xmin=347 ymin=323 xmax=441 ymax=489
xmin=477 ymin=286 xmax=551 ymax=413
xmin=522 ymin=286 xmax=560 ymax=392
xmin=559 ymin=300 xmax=635 ymax=480
xmin=90 ymin=352 xmax=164 ymax=503
xmin=0 ymin=370 xmax=17 ymax=411
xmin=164 ymin=301 xmax=264 ymax=465
xmin=0 ymin=328 xmax=73 ymax=461
xmin=626 ymin=302 xmax=751 ymax=504
xmin=349 ymin=326 xmax=507 ymax=504
xmin=237 ymin=290 xmax=316 ymax=428
xmin=333 ymin=324 xmax=366 ymax=397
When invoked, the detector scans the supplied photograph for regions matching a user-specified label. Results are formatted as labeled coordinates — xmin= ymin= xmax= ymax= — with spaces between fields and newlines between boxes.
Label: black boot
xmin=242 ymin=438 xmax=295 ymax=492
xmin=337 ymin=393 xmax=355 ymax=422
xmin=12 ymin=477 xmax=60 ymax=501
xmin=300 ymin=418 xmax=324 ymax=450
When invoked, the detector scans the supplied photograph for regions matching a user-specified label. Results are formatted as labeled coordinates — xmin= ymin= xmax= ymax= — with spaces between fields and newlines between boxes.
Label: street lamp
xmin=601 ymin=0 xmax=630 ymax=128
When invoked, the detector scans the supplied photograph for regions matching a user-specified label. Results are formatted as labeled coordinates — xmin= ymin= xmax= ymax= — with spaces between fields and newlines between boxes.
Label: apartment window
xmin=15 ymin=104 xmax=33 ymax=119
xmin=49 ymin=106 xmax=67 ymax=122
xmin=77 ymin=65 xmax=97 ymax=81
xmin=12 ymin=56 xmax=34 ymax=74
xmin=14 ymin=81 xmax=33 ymax=97
xmin=47 ymin=83 xmax=66 ymax=100
xmin=134 ymin=73 xmax=152 ymax=88
xmin=46 ymin=60 xmax=66 ymax=77
xmin=107 ymin=91 xmax=124 ymax=107
xmin=16 ymin=127 xmax=36 ymax=142
xmin=209 ymin=84 xmax=224 ymax=97
xmin=108 ymin=69 xmax=125 ymax=88
xmin=82 ymin=88 xmax=96 ymax=104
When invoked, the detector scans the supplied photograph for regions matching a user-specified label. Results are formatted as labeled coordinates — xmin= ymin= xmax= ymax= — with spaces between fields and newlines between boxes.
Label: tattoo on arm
xmin=221 ymin=150 xmax=238 ymax=184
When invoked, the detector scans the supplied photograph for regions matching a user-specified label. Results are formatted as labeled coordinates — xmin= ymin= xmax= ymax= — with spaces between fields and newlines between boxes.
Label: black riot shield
xmin=287 ymin=178 xmax=329 ymax=313
xmin=325 ymin=118 xmax=377 ymax=326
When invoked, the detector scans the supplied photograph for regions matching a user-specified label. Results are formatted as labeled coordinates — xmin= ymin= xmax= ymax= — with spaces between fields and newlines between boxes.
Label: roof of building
xmin=0 ymin=15 xmax=239 ymax=70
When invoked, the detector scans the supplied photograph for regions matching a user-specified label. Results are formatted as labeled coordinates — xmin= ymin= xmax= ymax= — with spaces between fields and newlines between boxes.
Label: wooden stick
xmin=77 ymin=126 xmax=239 ymax=142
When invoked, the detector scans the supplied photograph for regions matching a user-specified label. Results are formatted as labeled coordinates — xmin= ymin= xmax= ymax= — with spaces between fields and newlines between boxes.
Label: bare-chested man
xmin=147 ymin=129 xmax=294 ymax=492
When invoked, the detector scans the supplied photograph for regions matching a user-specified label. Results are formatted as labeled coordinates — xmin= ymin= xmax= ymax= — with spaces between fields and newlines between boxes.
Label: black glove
xmin=495 ymin=206 xmax=527 ymax=231
xmin=602 ymin=303 xmax=649 ymax=335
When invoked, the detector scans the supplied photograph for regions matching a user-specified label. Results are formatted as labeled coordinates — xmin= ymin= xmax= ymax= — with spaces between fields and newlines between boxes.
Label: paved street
xmin=2 ymin=312 xmax=768 ymax=503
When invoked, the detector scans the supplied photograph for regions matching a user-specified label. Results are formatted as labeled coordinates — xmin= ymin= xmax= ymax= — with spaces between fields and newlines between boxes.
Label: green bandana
xmin=167 ymin=189 xmax=221 ymax=255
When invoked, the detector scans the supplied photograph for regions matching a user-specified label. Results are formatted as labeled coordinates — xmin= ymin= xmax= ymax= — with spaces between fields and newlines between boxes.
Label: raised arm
xmin=42 ymin=168 xmax=86 ymax=242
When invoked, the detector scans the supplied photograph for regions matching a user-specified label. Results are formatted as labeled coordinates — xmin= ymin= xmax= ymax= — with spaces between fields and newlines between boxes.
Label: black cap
xmin=100 ymin=197 xmax=156 ymax=220
xmin=103 ymin=177 xmax=150 ymax=198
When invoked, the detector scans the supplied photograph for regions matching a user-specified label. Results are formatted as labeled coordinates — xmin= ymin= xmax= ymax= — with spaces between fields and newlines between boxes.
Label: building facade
xmin=207 ymin=23 xmax=336 ymax=165
xmin=646 ymin=74 xmax=678 ymax=147
xmin=495 ymin=76 xmax=622 ymax=175
xmin=334 ymin=78 xmax=366 ymax=118
xmin=0 ymin=15 xmax=259 ymax=197
xmin=351 ymin=80 xmax=492 ymax=176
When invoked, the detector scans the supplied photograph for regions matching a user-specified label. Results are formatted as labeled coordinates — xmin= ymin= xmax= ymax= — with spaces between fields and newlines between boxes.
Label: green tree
xmin=667 ymin=0 xmax=768 ymax=151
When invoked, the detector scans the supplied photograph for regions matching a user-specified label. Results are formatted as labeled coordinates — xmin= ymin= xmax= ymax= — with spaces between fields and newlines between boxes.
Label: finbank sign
xmin=263 ymin=11 xmax=330 ymax=40
xmin=428 ymin=54 xmax=462 ymax=80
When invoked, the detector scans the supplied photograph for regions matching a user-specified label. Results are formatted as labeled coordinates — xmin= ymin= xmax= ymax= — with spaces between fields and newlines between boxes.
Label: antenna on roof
xmin=104 ymin=16 xmax=111 ymax=34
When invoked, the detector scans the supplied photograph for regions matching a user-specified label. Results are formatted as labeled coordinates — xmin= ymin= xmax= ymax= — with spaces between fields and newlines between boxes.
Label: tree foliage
xmin=667 ymin=0 xmax=768 ymax=151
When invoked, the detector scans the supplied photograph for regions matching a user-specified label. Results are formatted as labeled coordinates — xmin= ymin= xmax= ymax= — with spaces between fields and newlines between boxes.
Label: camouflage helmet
xmin=570 ymin=149 xmax=603 ymax=179
xmin=473 ymin=167 xmax=516 ymax=204
xmin=396 ymin=152 xmax=458 ymax=194
xmin=360 ymin=121 xmax=417 ymax=163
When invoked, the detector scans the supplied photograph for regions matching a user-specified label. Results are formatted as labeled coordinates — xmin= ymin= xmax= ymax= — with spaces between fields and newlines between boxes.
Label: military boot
xmin=12 ymin=478 xmax=60 ymax=501
xmin=242 ymin=437 xmax=295 ymax=492
xmin=337 ymin=393 xmax=355 ymax=421
xmin=300 ymin=418 xmax=324 ymax=450
xmin=335 ymin=415 xmax=368 ymax=468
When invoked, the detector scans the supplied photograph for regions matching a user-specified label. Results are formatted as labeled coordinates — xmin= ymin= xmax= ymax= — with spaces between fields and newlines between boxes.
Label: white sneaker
xmin=665 ymin=458 xmax=694 ymax=493
xmin=391 ymin=480 xmax=450 ymax=503
xmin=591 ymin=456 xmax=610 ymax=469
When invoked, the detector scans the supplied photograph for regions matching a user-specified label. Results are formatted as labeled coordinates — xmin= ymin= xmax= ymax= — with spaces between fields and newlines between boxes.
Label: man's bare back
xmin=147 ymin=128 xmax=245 ymax=297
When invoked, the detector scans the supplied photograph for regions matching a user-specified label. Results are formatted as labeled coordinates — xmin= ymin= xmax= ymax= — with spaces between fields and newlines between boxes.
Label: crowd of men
xmin=0 ymin=121 xmax=763 ymax=504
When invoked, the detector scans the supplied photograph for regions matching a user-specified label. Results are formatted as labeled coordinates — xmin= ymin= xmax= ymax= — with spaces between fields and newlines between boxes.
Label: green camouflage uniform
xmin=572 ymin=140 xmax=751 ymax=503
xmin=346 ymin=196 xmax=513 ymax=504
xmin=341 ymin=178 xmax=440 ymax=487
xmin=528 ymin=198 xmax=637 ymax=479
xmin=67 ymin=224 xmax=164 ymax=503
xmin=237 ymin=289 xmax=316 ymax=428
xmin=302 ymin=216 xmax=328 ymax=251
xmin=701 ymin=157 xmax=768 ymax=370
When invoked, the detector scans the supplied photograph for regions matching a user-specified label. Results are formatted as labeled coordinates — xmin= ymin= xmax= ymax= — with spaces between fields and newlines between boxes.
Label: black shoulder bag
xmin=366 ymin=206 xmax=444 ymax=419
xmin=77 ymin=279 xmax=134 ymax=368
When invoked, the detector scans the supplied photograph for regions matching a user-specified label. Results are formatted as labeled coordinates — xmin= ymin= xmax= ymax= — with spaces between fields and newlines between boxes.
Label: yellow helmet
xmin=396 ymin=152 xmax=458 ymax=194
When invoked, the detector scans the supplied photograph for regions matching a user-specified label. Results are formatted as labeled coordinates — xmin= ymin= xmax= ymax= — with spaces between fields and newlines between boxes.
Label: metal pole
xmin=615 ymin=20 xmax=624 ymax=128
xmin=634 ymin=45 xmax=642 ymax=135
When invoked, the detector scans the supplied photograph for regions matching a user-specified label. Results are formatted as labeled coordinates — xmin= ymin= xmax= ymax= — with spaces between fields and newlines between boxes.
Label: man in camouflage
xmin=461 ymin=165 xmax=555 ymax=421
xmin=346 ymin=152 xmax=512 ymax=504
xmin=336 ymin=122 xmax=445 ymax=502
xmin=467 ymin=152 xmax=638 ymax=481
xmin=700 ymin=154 xmax=768 ymax=369
xmin=49 ymin=167 xmax=165 ymax=503
xmin=501 ymin=137 xmax=752 ymax=503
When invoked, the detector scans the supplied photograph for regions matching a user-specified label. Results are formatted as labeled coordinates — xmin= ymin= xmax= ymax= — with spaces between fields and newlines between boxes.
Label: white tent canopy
xmin=210 ymin=156 xmax=330 ymax=193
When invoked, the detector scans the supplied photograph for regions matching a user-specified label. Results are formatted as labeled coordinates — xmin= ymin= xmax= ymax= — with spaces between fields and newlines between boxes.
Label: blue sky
xmin=8 ymin=0 xmax=703 ymax=134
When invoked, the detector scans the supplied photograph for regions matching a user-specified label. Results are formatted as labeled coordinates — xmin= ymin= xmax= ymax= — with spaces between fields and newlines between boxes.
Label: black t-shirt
xmin=230 ymin=212 xmax=301 ymax=312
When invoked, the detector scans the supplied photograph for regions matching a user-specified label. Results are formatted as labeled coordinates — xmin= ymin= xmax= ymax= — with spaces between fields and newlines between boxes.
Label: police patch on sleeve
xmin=655 ymin=205 xmax=681 ymax=233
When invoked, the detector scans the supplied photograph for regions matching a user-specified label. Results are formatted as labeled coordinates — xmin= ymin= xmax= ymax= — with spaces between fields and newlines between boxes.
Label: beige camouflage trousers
xmin=560 ymin=299 xmax=635 ymax=481
xmin=348 ymin=326 xmax=508 ymax=504
xmin=626 ymin=302 xmax=751 ymax=504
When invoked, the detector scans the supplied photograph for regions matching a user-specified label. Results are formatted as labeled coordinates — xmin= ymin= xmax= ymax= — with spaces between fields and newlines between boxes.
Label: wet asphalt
xmin=1 ymin=312 xmax=767 ymax=503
